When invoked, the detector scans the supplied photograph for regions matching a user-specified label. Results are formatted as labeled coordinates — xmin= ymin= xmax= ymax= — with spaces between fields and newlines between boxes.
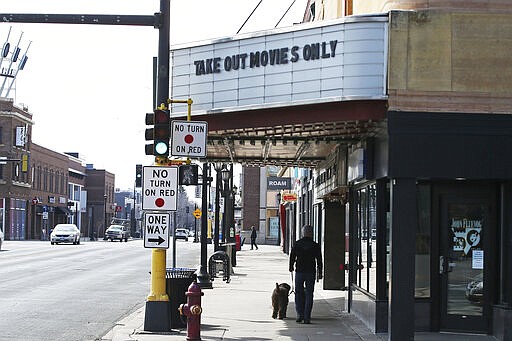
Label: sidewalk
xmin=102 ymin=245 xmax=497 ymax=341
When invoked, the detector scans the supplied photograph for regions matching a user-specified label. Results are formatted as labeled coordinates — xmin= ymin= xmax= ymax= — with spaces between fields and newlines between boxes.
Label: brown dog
xmin=271 ymin=282 xmax=291 ymax=319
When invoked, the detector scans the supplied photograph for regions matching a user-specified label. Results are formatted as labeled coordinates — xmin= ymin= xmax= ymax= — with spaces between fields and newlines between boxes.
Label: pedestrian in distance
xmin=289 ymin=224 xmax=323 ymax=324
xmin=250 ymin=225 xmax=258 ymax=250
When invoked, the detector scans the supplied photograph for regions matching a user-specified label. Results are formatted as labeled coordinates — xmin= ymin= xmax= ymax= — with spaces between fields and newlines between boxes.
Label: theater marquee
xmin=170 ymin=15 xmax=388 ymax=115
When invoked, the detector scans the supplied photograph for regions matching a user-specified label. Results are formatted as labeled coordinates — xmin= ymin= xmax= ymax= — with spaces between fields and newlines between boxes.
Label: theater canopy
xmin=169 ymin=14 xmax=388 ymax=168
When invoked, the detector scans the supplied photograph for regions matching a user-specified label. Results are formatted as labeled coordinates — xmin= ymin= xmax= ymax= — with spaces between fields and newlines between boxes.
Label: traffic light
xmin=179 ymin=164 xmax=199 ymax=185
xmin=145 ymin=108 xmax=171 ymax=157
xmin=135 ymin=164 xmax=142 ymax=188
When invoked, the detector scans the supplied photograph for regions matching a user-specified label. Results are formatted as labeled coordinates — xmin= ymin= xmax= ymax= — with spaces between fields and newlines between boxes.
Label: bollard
xmin=178 ymin=281 xmax=204 ymax=340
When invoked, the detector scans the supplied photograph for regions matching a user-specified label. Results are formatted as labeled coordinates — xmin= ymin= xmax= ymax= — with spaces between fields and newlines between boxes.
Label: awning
xmin=55 ymin=206 xmax=72 ymax=215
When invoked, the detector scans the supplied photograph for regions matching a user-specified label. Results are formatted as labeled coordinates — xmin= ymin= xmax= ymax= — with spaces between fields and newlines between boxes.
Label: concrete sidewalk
xmin=102 ymin=245 xmax=496 ymax=341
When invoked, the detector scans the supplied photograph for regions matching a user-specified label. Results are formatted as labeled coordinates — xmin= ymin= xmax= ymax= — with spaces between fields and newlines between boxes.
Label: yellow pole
xmin=147 ymin=248 xmax=169 ymax=301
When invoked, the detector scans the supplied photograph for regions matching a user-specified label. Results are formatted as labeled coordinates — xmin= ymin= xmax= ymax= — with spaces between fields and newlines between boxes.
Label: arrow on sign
xmin=148 ymin=236 xmax=166 ymax=245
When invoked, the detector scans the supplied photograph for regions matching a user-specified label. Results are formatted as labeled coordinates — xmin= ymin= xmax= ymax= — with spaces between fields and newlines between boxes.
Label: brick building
xmin=0 ymin=98 xmax=116 ymax=241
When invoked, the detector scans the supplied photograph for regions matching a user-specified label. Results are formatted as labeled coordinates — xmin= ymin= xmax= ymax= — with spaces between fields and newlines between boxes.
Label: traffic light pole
xmin=145 ymin=0 xmax=171 ymax=333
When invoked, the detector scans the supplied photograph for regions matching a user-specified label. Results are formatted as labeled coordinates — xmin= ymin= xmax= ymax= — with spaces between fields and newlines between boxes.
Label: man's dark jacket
xmin=289 ymin=237 xmax=323 ymax=274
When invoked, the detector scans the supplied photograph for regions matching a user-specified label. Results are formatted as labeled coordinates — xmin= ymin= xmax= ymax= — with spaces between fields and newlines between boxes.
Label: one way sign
xmin=144 ymin=212 xmax=170 ymax=249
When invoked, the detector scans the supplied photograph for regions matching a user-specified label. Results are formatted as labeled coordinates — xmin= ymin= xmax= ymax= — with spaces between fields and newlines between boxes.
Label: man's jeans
xmin=294 ymin=272 xmax=315 ymax=321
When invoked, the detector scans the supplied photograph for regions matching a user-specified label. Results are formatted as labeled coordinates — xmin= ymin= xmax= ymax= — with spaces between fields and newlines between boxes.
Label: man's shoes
xmin=303 ymin=320 xmax=311 ymax=324
xmin=296 ymin=317 xmax=303 ymax=323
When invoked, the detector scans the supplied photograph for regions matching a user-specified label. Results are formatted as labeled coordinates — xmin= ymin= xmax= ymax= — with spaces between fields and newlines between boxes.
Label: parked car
xmin=105 ymin=224 xmax=130 ymax=242
xmin=174 ymin=228 xmax=189 ymax=241
xmin=50 ymin=224 xmax=80 ymax=245
xmin=465 ymin=273 xmax=484 ymax=305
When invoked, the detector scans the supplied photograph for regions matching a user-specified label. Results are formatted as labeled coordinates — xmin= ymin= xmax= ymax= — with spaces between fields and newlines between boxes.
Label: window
xmin=49 ymin=170 xmax=54 ymax=193
xmin=43 ymin=167 xmax=48 ymax=191
xmin=355 ymin=184 xmax=377 ymax=295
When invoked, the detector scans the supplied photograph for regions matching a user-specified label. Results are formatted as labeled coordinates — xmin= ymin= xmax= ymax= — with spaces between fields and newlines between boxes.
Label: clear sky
xmin=1 ymin=0 xmax=307 ymax=189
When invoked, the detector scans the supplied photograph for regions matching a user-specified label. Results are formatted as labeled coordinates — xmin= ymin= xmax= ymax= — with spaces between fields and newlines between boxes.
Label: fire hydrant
xmin=179 ymin=280 xmax=204 ymax=341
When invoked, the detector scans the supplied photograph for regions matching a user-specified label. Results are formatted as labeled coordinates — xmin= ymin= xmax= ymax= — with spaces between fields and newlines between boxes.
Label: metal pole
xmin=196 ymin=162 xmax=212 ymax=289
xmin=103 ymin=195 xmax=108 ymax=237
xmin=145 ymin=0 xmax=171 ymax=332
xmin=194 ymin=203 xmax=198 ymax=243
xmin=214 ymin=166 xmax=221 ymax=251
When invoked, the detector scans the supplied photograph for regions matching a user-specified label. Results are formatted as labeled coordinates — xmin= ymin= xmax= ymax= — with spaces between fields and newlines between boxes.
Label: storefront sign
xmin=282 ymin=193 xmax=297 ymax=202
xmin=267 ymin=177 xmax=291 ymax=190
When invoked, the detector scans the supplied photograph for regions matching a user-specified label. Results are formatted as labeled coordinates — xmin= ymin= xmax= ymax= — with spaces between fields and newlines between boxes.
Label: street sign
xmin=142 ymin=166 xmax=178 ymax=211
xmin=171 ymin=120 xmax=207 ymax=158
xmin=192 ymin=208 xmax=202 ymax=219
xmin=144 ymin=212 xmax=170 ymax=249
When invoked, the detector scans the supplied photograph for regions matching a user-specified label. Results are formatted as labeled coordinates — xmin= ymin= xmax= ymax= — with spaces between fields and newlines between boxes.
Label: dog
xmin=271 ymin=282 xmax=291 ymax=319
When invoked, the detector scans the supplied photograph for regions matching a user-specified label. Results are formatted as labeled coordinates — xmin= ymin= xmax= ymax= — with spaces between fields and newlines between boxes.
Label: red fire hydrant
xmin=179 ymin=281 xmax=204 ymax=341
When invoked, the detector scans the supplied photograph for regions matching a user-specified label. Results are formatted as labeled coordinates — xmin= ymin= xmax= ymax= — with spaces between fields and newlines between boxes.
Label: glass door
xmin=439 ymin=195 xmax=489 ymax=332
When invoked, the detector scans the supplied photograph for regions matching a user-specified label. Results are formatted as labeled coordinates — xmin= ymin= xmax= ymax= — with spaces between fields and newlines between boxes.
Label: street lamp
xmin=212 ymin=163 xmax=224 ymax=251
xmin=103 ymin=194 xmax=108 ymax=239
xmin=220 ymin=165 xmax=230 ymax=245
xmin=196 ymin=162 xmax=213 ymax=289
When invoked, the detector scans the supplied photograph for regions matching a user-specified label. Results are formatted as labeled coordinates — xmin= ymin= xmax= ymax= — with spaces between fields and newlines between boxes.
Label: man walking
xmin=289 ymin=225 xmax=323 ymax=324
xmin=250 ymin=225 xmax=258 ymax=250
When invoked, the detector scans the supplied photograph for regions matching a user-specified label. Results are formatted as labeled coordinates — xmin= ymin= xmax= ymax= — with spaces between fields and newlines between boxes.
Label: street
xmin=0 ymin=238 xmax=198 ymax=341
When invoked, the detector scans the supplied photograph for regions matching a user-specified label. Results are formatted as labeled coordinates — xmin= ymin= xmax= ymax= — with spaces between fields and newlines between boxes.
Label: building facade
xmin=168 ymin=1 xmax=512 ymax=339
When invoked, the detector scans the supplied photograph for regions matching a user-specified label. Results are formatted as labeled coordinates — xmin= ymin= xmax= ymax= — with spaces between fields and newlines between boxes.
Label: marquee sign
xmin=193 ymin=40 xmax=338 ymax=75
xmin=170 ymin=15 xmax=388 ymax=115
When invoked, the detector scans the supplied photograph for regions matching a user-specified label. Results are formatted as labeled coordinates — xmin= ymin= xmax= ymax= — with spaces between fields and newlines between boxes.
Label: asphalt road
xmin=0 ymin=238 xmax=198 ymax=341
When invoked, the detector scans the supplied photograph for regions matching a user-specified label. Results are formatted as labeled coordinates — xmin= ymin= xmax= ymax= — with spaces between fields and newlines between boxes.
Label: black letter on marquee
xmin=330 ymin=40 xmax=338 ymax=57
xmin=280 ymin=47 xmax=289 ymax=64
xmin=224 ymin=56 xmax=232 ymax=71
xmin=194 ymin=60 xmax=205 ymax=75
xmin=303 ymin=44 xmax=311 ymax=60
xmin=205 ymin=59 xmax=213 ymax=74
xmin=311 ymin=43 xmax=320 ymax=60
xmin=250 ymin=52 xmax=260 ymax=68
xmin=261 ymin=51 xmax=269 ymax=66
xmin=291 ymin=46 xmax=299 ymax=62
xmin=213 ymin=57 xmax=221 ymax=73
xmin=240 ymin=53 xmax=248 ymax=69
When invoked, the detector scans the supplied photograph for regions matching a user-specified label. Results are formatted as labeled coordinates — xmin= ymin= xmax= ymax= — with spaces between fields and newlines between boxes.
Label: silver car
xmin=50 ymin=224 xmax=81 ymax=245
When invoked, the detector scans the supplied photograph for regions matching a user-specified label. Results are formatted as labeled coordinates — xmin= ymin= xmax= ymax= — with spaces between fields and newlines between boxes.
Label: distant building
xmin=0 ymin=98 xmax=116 ymax=241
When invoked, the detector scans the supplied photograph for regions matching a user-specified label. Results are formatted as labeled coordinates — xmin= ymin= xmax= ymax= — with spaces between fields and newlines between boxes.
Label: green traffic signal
xmin=144 ymin=109 xmax=170 ymax=156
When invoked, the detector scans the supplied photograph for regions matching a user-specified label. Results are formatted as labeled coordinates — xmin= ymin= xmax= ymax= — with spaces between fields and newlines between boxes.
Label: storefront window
xmin=415 ymin=184 xmax=431 ymax=298
xmin=355 ymin=184 xmax=377 ymax=295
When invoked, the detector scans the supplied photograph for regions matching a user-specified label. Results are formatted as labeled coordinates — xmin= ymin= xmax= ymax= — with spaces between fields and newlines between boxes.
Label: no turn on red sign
xmin=171 ymin=120 xmax=207 ymax=158
xmin=142 ymin=166 xmax=178 ymax=211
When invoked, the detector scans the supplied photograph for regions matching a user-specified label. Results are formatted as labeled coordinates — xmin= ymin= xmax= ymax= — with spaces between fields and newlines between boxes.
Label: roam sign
xmin=142 ymin=166 xmax=178 ymax=211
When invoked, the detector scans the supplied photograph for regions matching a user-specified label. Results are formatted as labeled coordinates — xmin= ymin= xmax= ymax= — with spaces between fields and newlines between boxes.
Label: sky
xmin=1 ymin=0 xmax=308 ymax=190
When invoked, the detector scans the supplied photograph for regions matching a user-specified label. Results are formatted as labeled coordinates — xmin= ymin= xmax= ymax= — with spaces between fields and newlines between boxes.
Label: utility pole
xmin=1 ymin=1 xmax=170 ymax=332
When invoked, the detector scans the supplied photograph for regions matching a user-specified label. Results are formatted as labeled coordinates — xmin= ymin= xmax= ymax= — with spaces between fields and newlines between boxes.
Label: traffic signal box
xmin=135 ymin=164 xmax=143 ymax=188
xmin=179 ymin=164 xmax=199 ymax=185
xmin=145 ymin=108 xmax=171 ymax=157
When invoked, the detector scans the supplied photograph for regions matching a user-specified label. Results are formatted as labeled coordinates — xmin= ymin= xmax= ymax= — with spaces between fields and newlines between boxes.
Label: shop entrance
xmin=436 ymin=184 xmax=494 ymax=333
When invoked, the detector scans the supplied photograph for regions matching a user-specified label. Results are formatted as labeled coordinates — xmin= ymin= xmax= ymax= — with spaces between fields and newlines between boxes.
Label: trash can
xmin=166 ymin=268 xmax=197 ymax=328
